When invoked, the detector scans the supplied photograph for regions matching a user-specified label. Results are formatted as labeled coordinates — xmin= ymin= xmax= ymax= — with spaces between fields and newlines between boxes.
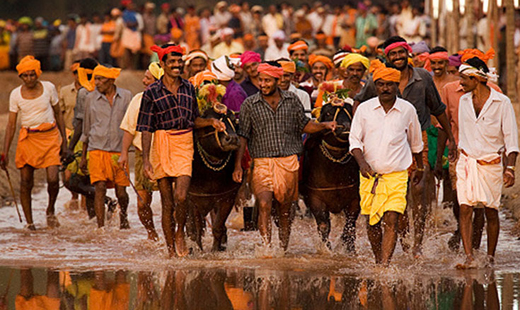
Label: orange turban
xmin=458 ymin=48 xmax=495 ymax=64
xmin=171 ymin=28 xmax=183 ymax=39
xmin=16 ymin=56 xmax=42 ymax=77
xmin=287 ymin=40 xmax=308 ymax=53
xmin=308 ymin=54 xmax=333 ymax=70
xmin=369 ymin=59 xmax=400 ymax=83
xmin=257 ymin=63 xmax=283 ymax=78
xmin=315 ymin=33 xmax=327 ymax=40
xmin=70 ymin=62 xmax=80 ymax=72
xmin=93 ymin=65 xmax=121 ymax=80
xmin=278 ymin=61 xmax=296 ymax=73
xmin=77 ymin=67 xmax=95 ymax=91
xmin=189 ymin=70 xmax=218 ymax=88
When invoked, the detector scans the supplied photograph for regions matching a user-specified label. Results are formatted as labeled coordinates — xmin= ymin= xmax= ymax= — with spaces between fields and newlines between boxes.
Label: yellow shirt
xmin=58 ymin=82 xmax=78 ymax=130
xmin=119 ymin=92 xmax=143 ymax=150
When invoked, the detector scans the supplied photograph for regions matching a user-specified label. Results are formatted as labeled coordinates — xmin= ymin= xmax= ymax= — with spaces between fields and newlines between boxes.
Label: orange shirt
xmin=101 ymin=21 xmax=116 ymax=43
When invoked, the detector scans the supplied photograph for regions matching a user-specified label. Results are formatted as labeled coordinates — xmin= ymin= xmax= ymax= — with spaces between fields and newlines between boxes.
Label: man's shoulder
xmin=60 ymin=83 xmax=75 ymax=93
xmin=357 ymin=97 xmax=379 ymax=112
xmin=490 ymin=88 xmax=511 ymax=105
xmin=412 ymin=67 xmax=433 ymax=81
xmin=41 ymin=80 xmax=57 ymax=90
xmin=117 ymin=87 xmax=132 ymax=97
xmin=443 ymin=80 xmax=461 ymax=91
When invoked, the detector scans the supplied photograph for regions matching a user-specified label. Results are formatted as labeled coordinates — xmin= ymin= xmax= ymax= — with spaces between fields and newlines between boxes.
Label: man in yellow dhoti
xmin=456 ymin=57 xmax=518 ymax=268
xmin=137 ymin=44 xmax=225 ymax=257
xmin=233 ymin=62 xmax=336 ymax=251
xmin=349 ymin=60 xmax=424 ymax=266
xmin=1 ymin=56 xmax=68 ymax=230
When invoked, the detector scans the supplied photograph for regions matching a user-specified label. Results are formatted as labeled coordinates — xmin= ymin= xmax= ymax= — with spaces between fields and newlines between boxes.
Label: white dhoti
xmin=456 ymin=151 xmax=503 ymax=209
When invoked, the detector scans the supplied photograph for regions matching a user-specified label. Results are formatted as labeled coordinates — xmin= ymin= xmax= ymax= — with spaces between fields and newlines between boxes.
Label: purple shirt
xmin=222 ymin=80 xmax=247 ymax=113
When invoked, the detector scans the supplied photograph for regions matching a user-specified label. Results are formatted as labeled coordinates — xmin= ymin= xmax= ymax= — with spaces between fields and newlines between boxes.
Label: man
xmin=277 ymin=59 xmax=311 ymax=114
xmin=212 ymin=28 xmax=244 ymax=59
xmin=119 ymin=63 xmax=163 ymax=241
xmin=79 ymin=65 xmax=132 ymax=229
xmin=349 ymin=59 xmax=423 ymax=266
xmin=212 ymin=55 xmax=248 ymax=113
xmin=300 ymin=54 xmax=333 ymax=107
xmin=456 ymin=57 xmax=518 ymax=268
xmin=354 ymin=36 xmax=456 ymax=257
xmin=232 ymin=62 xmax=336 ymax=251
xmin=239 ymin=51 xmax=261 ymax=96
xmin=436 ymin=52 xmax=502 ymax=251
xmin=184 ymin=49 xmax=209 ymax=80
xmin=428 ymin=47 xmax=458 ymax=91
xmin=264 ymin=30 xmax=289 ymax=61
xmin=1 ymin=56 xmax=68 ymax=229
xmin=59 ymin=61 xmax=81 ymax=209
xmin=137 ymin=44 xmax=226 ymax=257
xmin=411 ymin=40 xmax=429 ymax=68
xmin=340 ymin=53 xmax=369 ymax=99
xmin=261 ymin=5 xmax=284 ymax=38
xmin=287 ymin=40 xmax=308 ymax=63
xmin=254 ymin=34 xmax=269 ymax=61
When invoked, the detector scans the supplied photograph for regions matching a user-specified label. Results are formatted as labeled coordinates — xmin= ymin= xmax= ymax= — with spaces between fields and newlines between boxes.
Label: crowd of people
xmin=0 ymin=0 xmax=517 ymax=270
xmin=0 ymin=0 xmax=433 ymax=71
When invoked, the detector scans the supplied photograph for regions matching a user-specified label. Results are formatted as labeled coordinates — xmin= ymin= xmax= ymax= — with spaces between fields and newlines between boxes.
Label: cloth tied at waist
xmin=150 ymin=128 xmax=194 ymax=180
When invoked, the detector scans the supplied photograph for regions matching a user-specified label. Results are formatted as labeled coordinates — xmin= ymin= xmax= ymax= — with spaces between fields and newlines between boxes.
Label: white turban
xmin=211 ymin=56 xmax=235 ymax=81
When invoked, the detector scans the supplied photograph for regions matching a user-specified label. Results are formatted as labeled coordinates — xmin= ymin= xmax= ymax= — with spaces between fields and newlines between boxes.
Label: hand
xmin=323 ymin=121 xmax=337 ymax=132
xmin=412 ymin=169 xmax=423 ymax=186
xmin=433 ymin=161 xmax=443 ymax=180
xmin=504 ymin=170 xmax=515 ymax=188
xmin=60 ymin=147 xmax=72 ymax=163
xmin=79 ymin=157 xmax=88 ymax=175
xmin=143 ymin=159 xmax=154 ymax=180
xmin=232 ymin=166 xmax=243 ymax=183
xmin=448 ymin=139 xmax=457 ymax=162
xmin=359 ymin=161 xmax=375 ymax=179
xmin=0 ymin=153 xmax=7 ymax=171
xmin=118 ymin=152 xmax=128 ymax=170
xmin=212 ymin=119 xmax=226 ymax=132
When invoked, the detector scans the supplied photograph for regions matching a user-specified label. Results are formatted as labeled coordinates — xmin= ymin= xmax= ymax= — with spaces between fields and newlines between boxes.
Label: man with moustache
xmin=137 ymin=44 xmax=226 ymax=257
xmin=233 ymin=62 xmax=336 ymax=251
xmin=354 ymin=36 xmax=456 ymax=257
xmin=240 ymin=51 xmax=261 ymax=96
xmin=300 ymin=54 xmax=334 ymax=108
xmin=277 ymin=59 xmax=311 ymax=115
xmin=183 ymin=49 xmax=209 ymax=80
xmin=455 ymin=57 xmax=518 ymax=268
xmin=350 ymin=59 xmax=424 ymax=266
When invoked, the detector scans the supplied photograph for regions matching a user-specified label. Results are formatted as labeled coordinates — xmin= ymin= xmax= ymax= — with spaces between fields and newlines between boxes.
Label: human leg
xmin=158 ymin=177 xmax=175 ymax=257
xmin=380 ymin=211 xmax=400 ymax=266
xmin=173 ymin=175 xmax=191 ymax=257
xmin=277 ymin=200 xmax=294 ymax=251
xmin=94 ymin=181 xmax=107 ymax=228
xmin=137 ymin=190 xmax=158 ymax=240
xmin=484 ymin=207 xmax=500 ymax=260
xmin=472 ymin=208 xmax=485 ymax=250
xmin=20 ymin=165 xmax=35 ymax=229
xmin=458 ymin=204 xmax=474 ymax=265
xmin=256 ymin=191 xmax=274 ymax=246
xmin=45 ymin=165 xmax=60 ymax=228
xmin=115 ymin=185 xmax=129 ymax=229
xmin=366 ymin=218 xmax=383 ymax=264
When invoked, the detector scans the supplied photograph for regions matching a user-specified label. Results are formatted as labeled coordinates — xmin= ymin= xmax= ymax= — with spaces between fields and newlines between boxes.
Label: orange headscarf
xmin=189 ymin=70 xmax=218 ymax=88
xmin=16 ymin=56 xmax=42 ymax=77
xmin=77 ymin=67 xmax=95 ymax=91
xmin=257 ymin=63 xmax=283 ymax=78
xmin=93 ymin=65 xmax=121 ymax=80
xmin=458 ymin=48 xmax=495 ymax=65
xmin=308 ymin=54 xmax=333 ymax=70
xmin=369 ymin=59 xmax=400 ymax=83
xmin=278 ymin=61 xmax=296 ymax=73
xmin=287 ymin=40 xmax=308 ymax=53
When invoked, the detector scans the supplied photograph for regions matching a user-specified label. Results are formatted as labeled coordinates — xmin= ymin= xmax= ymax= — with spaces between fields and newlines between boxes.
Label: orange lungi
xmin=15 ymin=122 xmax=62 ymax=169
xmin=252 ymin=155 xmax=299 ymax=204
xmin=88 ymin=150 xmax=129 ymax=187
xmin=15 ymin=295 xmax=60 ymax=310
xmin=150 ymin=129 xmax=194 ymax=180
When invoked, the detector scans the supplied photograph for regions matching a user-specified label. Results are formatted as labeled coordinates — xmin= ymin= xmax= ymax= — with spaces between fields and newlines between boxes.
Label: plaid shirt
xmin=238 ymin=90 xmax=310 ymax=158
xmin=136 ymin=78 xmax=199 ymax=132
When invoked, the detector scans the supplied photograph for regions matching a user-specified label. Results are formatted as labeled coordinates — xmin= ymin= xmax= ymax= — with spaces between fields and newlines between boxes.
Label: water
xmin=0 ymin=176 xmax=520 ymax=309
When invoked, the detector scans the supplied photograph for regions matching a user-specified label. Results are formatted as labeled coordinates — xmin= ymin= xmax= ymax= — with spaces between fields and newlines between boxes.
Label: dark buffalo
xmin=301 ymin=99 xmax=360 ymax=252
xmin=188 ymin=104 xmax=241 ymax=251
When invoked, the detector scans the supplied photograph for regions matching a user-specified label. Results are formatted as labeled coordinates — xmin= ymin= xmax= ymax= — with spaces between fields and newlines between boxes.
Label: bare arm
xmin=194 ymin=117 xmax=226 ymax=131
xmin=0 ymin=112 xmax=17 ymax=169
xmin=504 ymin=152 xmax=518 ymax=188
xmin=232 ymin=136 xmax=248 ymax=183
xmin=118 ymin=131 xmax=134 ymax=170
xmin=434 ymin=112 xmax=457 ymax=160
xmin=68 ymin=119 xmax=83 ymax=152
xmin=303 ymin=120 xmax=336 ymax=134
xmin=52 ymin=103 xmax=68 ymax=159
xmin=141 ymin=131 xmax=154 ymax=180
xmin=412 ymin=151 xmax=424 ymax=185
xmin=351 ymin=148 xmax=374 ymax=179
xmin=434 ymin=128 xmax=448 ymax=178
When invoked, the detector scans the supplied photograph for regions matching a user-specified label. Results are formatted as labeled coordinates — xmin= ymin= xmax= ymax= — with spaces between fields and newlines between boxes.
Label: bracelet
xmin=506 ymin=165 xmax=516 ymax=171
xmin=416 ymin=167 xmax=425 ymax=172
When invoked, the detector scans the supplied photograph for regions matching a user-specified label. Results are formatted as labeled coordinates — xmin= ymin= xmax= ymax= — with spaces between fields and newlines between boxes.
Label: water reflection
xmin=0 ymin=267 xmax=518 ymax=309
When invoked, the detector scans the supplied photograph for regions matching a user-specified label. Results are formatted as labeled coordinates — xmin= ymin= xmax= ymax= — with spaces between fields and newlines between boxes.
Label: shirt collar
xmin=158 ymin=77 xmax=190 ymax=91
xmin=373 ymin=97 xmax=402 ymax=112
xmin=95 ymin=86 xmax=122 ymax=100
xmin=251 ymin=88 xmax=290 ymax=103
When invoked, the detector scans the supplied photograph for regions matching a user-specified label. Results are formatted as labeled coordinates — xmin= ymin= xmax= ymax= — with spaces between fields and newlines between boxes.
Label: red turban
xmin=151 ymin=44 xmax=186 ymax=61
xmin=384 ymin=42 xmax=412 ymax=55
xmin=240 ymin=51 xmax=261 ymax=68
xmin=257 ymin=63 xmax=283 ymax=79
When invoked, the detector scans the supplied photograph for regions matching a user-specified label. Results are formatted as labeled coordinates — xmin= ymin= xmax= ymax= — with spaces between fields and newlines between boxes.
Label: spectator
xmin=15 ymin=17 xmax=34 ymax=61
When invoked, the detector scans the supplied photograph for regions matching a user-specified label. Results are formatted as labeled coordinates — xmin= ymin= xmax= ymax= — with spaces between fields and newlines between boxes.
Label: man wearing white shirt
xmin=277 ymin=59 xmax=311 ymax=117
xmin=264 ymin=30 xmax=289 ymax=61
xmin=456 ymin=57 xmax=518 ymax=269
xmin=349 ymin=60 xmax=423 ymax=266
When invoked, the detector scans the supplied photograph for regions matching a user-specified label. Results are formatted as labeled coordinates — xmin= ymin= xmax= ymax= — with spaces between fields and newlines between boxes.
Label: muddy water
xmin=0 ymin=174 xmax=520 ymax=309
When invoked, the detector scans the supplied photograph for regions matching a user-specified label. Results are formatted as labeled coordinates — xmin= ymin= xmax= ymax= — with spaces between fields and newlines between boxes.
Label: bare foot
xmin=46 ymin=215 xmax=60 ymax=228
xmin=26 ymin=223 xmax=36 ymax=231
xmin=174 ymin=231 xmax=189 ymax=257
xmin=65 ymin=198 xmax=79 ymax=211
xmin=412 ymin=246 xmax=423 ymax=259
xmin=456 ymin=257 xmax=477 ymax=269
xmin=120 ymin=215 xmax=130 ymax=230
xmin=148 ymin=230 xmax=159 ymax=241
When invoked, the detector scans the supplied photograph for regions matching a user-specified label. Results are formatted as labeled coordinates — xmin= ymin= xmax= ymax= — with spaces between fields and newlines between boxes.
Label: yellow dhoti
xmin=150 ymin=129 xmax=194 ymax=180
xmin=15 ymin=122 xmax=62 ymax=169
xmin=359 ymin=170 xmax=408 ymax=225
xmin=252 ymin=155 xmax=299 ymax=204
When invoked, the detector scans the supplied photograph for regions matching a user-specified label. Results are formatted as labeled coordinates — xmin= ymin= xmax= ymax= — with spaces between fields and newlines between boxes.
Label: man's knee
xmin=485 ymin=207 xmax=499 ymax=221
xmin=174 ymin=190 xmax=187 ymax=204
xmin=94 ymin=181 xmax=107 ymax=192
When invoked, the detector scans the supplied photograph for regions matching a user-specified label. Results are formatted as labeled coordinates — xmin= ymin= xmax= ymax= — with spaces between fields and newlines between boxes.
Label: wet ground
xmin=0 ymin=174 xmax=520 ymax=309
